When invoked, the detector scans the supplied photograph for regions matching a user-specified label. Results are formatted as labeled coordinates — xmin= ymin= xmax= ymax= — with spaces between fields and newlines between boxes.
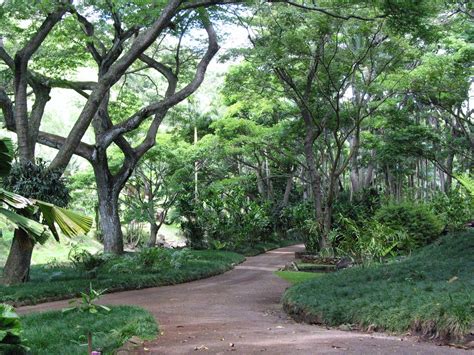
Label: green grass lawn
xmin=275 ymin=271 xmax=322 ymax=284
xmin=0 ymin=250 xmax=245 ymax=306
xmin=283 ymin=230 xmax=474 ymax=342
xmin=21 ymin=306 xmax=157 ymax=354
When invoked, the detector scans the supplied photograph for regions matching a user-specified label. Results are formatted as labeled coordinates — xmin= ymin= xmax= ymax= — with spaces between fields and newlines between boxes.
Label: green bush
xmin=281 ymin=202 xmax=319 ymax=253
xmin=68 ymin=247 xmax=106 ymax=273
xmin=123 ymin=221 xmax=148 ymax=248
xmin=331 ymin=216 xmax=415 ymax=261
xmin=430 ymin=189 xmax=473 ymax=232
xmin=180 ymin=185 xmax=272 ymax=250
xmin=105 ymin=247 xmax=194 ymax=274
xmin=0 ymin=304 xmax=28 ymax=354
xmin=22 ymin=306 xmax=157 ymax=355
xmin=375 ymin=202 xmax=443 ymax=247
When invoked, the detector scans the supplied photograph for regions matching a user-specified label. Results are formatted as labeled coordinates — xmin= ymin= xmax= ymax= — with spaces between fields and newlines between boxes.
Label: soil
xmin=17 ymin=245 xmax=467 ymax=354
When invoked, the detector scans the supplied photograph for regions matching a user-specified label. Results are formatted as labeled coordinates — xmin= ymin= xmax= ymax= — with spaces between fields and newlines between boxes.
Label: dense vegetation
xmin=283 ymin=230 xmax=474 ymax=342
xmin=0 ymin=0 xmax=472 ymax=351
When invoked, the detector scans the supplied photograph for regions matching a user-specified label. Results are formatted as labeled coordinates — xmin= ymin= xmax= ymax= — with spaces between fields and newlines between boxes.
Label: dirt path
xmin=18 ymin=245 xmax=466 ymax=354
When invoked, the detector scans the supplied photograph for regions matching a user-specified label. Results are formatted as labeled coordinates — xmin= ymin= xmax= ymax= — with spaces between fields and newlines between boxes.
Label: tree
xmin=0 ymin=0 xmax=455 ymax=258
xmin=240 ymin=6 xmax=411 ymax=250
xmin=0 ymin=1 xmax=221 ymax=254
xmin=121 ymin=134 xmax=188 ymax=247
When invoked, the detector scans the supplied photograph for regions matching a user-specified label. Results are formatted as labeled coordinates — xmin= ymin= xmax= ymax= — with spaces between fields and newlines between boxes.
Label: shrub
xmin=282 ymin=202 xmax=319 ymax=252
xmin=106 ymin=247 xmax=193 ymax=274
xmin=429 ymin=189 xmax=473 ymax=232
xmin=331 ymin=216 xmax=415 ymax=261
xmin=0 ymin=304 xmax=28 ymax=354
xmin=180 ymin=185 xmax=272 ymax=250
xmin=375 ymin=202 xmax=443 ymax=247
xmin=68 ymin=247 xmax=105 ymax=273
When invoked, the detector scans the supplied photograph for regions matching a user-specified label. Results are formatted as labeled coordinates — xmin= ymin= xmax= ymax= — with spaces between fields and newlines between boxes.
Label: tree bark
xmin=94 ymin=160 xmax=124 ymax=254
xmin=2 ymin=229 xmax=34 ymax=285
xmin=148 ymin=222 xmax=159 ymax=247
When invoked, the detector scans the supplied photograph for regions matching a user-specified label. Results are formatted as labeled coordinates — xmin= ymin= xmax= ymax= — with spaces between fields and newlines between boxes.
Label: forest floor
xmin=17 ymin=244 xmax=466 ymax=354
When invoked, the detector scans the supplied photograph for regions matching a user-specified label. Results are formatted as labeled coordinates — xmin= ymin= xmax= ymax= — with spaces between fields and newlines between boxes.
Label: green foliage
xmin=63 ymin=283 xmax=110 ymax=314
xmin=375 ymin=202 xmax=444 ymax=247
xmin=22 ymin=306 xmax=157 ymax=355
xmin=123 ymin=222 xmax=147 ymax=248
xmin=68 ymin=246 xmax=105 ymax=274
xmin=283 ymin=230 xmax=474 ymax=341
xmin=457 ymin=174 xmax=474 ymax=197
xmin=182 ymin=185 xmax=272 ymax=250
xmin=430 ymin=189 xmax=473 ymax=231
xmin=281 ymin=202 xmax=322 ymax=253
xmin=4 ymin=160 xmax=69 ymax=207
xmin=331 ymin=217 xmax=414 ymax=262
xmin=0 ymin=137 xmax=13 ymax=177
xmin=0 ymin=304 xmax=28 ymax=354
xmin=107 ymin=247 xmax=193 ymax=274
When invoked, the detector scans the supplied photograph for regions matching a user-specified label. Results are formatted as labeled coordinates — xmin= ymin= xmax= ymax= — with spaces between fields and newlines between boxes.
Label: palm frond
xmin=456 ymin=174 xmax=474 ymax=197
xmin=35 ymin=200 xmax=93 ymax=240
xmin=0 ymin=208 xmax=52 ymax=244
xmin=0 ymin=188 xmax=34 ymax=210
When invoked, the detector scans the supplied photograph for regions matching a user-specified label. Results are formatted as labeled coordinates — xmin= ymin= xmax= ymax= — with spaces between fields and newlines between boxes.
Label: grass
xmin=21 ymin=306 xmax=157 ymax=354
xmin=283 ymin=230 xmax=474 ymax=342
xmin=0 ymin=250 xmax=245 ymax=306
xmin=275 ymin=271 xmax=322 ymax=284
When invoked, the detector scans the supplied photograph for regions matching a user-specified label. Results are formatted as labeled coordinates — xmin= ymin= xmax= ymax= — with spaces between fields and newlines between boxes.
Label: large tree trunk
xmin=95 ymin=162 xmax=124 ymax=254
xmin=303 ymin=131 xmax=324 ymax=227
xmin=97 ymin=187 xmax=123 ymax=254
xmin=2 ymin=229 xmax=34 ymax=285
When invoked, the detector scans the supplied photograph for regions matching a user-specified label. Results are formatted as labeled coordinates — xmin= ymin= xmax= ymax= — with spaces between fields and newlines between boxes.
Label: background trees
xmin=0 ymin=0 xmax=472 ymax=268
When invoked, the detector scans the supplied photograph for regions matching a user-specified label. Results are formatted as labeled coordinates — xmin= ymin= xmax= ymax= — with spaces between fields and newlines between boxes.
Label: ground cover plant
xmin=283 ymin=230 xmax=474 ymax=342
xmin=21 ymin=305 xmax=157 ymax=355
xmin=0 ymin=249 xmax=244 ymax=306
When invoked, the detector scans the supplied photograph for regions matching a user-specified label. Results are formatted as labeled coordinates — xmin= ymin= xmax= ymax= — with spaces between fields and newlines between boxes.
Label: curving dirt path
xmin=18 ymin=245 xmax=466 ymax=354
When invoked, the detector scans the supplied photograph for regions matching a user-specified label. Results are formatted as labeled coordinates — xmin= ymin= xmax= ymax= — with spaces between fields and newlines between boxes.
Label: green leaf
xmin=0 ymin=208 xmax=51 ymax=244
xmin=0 ymin=189 xmax=33 ymax=210
xmin=35 ymin=200 xmax=93 ymax=239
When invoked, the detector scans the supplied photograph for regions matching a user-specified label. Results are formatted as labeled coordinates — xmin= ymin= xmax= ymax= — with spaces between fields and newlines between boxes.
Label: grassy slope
xmin=0 ymin=250 xmax=244 ymax=306
xmin=22 ymin=306 xmax=157 ymax=354
xmin=283 ymin=230 xmax=474 ymax=342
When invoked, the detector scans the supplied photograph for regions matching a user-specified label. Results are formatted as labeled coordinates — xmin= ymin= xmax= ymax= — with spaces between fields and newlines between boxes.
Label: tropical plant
xmin=456 ymin=174 xmax=474 ymax=197
xmin=0 ymin=303 xmax=28 ymax=354
xmin=63 ymin=284 xmax=111 ymax=354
